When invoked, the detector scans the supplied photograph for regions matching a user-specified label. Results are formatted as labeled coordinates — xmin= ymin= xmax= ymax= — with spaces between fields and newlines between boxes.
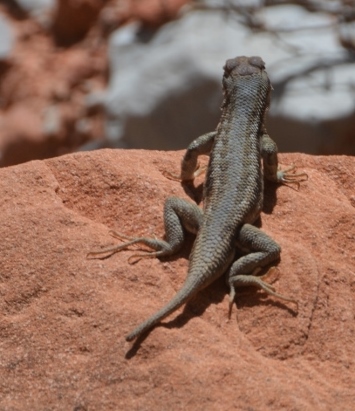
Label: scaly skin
xmin=88 ymin=56 xmax=306 ymax=342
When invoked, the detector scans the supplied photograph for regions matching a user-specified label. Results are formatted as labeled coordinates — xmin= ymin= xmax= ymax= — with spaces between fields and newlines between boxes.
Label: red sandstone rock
xmin=0 ymin=149 xmax=354 ymax=410
xmin=120 ymin=0 xmax=189 ymax=26
xmin=52 ymin=0 xmax=107 ymax=45
xmin=0 ymin=4 xmax=107 ymax=168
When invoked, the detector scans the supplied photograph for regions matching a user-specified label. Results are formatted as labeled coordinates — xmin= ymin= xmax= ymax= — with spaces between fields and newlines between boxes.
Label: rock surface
xmin=0 ymin=149 xmax=354 ymax=409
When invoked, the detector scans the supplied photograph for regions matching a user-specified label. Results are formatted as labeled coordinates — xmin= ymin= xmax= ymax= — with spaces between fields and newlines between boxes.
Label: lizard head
xmin=221 ymin=56 xmax=271 ymax=108
xmin=223 ymin=56 xmax=266 ymax=77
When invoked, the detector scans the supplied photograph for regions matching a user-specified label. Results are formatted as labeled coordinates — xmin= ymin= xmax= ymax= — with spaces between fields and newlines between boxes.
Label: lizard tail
xmin=125 ymin=280 xmax=200 ymax=342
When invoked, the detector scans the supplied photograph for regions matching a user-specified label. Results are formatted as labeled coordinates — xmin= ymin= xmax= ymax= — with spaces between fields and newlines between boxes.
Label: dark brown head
xmin=223 ymin=56 xmax=266 ymax=78
xmin=221 ymin=56 xmax=271 ymax=108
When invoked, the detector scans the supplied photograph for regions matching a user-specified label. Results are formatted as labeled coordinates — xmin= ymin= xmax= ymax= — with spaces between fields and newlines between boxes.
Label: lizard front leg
xmin=164 ymin=131 xmax=216 ymax=182
xmin=227 ymin=224 xmax=297 ymax=317
xmin=261 ymin=133 xmax=307 ymax=186
xmin=87 ymin=196 xmax=203 ymax=263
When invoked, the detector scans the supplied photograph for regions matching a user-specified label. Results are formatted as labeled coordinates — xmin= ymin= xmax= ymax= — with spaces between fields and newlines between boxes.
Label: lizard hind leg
xmin=227 ymin=224 xmax=298 ymax=317
xmin=87 ymin=196 xmax=203 ymax=264
xmin=87 ymin=231 xmax=175 ymax=263
xmin=228 ymin=268 xmax=298 ymax=318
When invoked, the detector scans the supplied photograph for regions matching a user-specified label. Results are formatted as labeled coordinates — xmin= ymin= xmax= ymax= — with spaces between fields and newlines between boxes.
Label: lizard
xmin=88 ymin=56 xmax=307 ymax=342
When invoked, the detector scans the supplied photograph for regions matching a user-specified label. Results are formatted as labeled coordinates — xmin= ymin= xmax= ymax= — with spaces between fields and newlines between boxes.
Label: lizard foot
xmin=87 ymin=230 xmax=172 ymax=263
xmin=228 ymin=267 xmax=298 ymax=318
xmin=162 ymin=162 xmax=207 ymax=182
xmin=277 ymin=164 xmax=308 ymax=189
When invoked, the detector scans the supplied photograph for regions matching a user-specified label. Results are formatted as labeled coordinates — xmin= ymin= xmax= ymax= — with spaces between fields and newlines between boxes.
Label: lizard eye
xmin=249 ymin=56 xmax=265 ymax=70
xmin=223 ymin=58 xmax=238 ymax=77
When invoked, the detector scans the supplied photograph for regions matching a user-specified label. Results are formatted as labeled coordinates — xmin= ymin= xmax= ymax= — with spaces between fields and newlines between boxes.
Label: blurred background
xmin=0 ymin=0 xmax=354 ymax=168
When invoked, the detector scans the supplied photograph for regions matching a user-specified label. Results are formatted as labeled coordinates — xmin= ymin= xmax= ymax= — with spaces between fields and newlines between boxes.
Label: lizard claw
xmin=87 ymin=230 xmax=152 ymax=260
xmin=162 ymin=169 xmax=181 ymax=182
xmin=127 ymin=250 xmax=165 ymax=265
xmin=109 ymin=230 xmax=135 ymax=241
xmin=87 ymin=230 xmax=174 ymax=262
xmin=277 ymin=164 xmax=308 ymax=190
xmin=86 ymin=237 xmax=142 ymax=259
xmin=228 ymin=286 xmax=236 ymax=319
xmin=191 ymin=163 xmax=207 ymax=179
xmin=162 ymin=162 xmax=207 ymax=182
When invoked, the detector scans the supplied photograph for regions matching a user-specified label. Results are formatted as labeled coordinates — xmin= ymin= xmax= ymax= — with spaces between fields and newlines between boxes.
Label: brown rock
xmin=0 ymin=11 xmax=107 ymax=167
xmin=52 ymin=0 xmax=107 ymax=45
xmin=0 ymin=149 xmax=354 ymax=410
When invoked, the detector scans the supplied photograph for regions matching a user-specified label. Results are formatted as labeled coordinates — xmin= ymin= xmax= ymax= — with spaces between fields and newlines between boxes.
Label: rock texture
xmin=0 ymin=4 xmax=107 ymax=168
xmin=0 ymin=149 xmax=354 ymax=410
